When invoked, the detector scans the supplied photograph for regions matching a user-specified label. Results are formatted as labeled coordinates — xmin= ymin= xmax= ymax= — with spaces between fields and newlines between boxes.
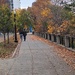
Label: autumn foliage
xmin=27 ymin=0 xmax=75 ymax=36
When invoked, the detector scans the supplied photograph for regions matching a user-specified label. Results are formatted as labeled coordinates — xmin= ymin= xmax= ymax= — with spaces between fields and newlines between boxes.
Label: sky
xmin=20 ymin=0 xmax=36 ymax=9
xmin=14 ymin=0 xmax=72 ymax=10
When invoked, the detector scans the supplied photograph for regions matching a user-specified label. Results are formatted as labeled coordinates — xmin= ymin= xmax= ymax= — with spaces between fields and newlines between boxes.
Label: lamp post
xmin=14 ymin=11 xmax=18 ymax=42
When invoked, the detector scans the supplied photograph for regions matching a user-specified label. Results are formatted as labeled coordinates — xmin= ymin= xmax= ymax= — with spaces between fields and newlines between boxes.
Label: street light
xmin=14 ymin=10 xmax=18 ymax=42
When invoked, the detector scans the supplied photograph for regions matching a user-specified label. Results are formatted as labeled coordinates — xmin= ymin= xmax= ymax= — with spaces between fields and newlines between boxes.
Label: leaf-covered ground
xmin=0 ymin=34 xmax=20 ymax=58
xmin=31 ymin=35 xmax=75 ymax=70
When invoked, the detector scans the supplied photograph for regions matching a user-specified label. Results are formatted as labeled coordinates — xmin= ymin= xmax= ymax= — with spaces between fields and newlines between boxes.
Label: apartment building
xmin=0 ymin=0 xmax=9 ymax=4
xmin=9 ymin=0 xmax=20 ymax=11
xmin=0 ymin=0 xmax=20 ymax=11
xmin=13 ymin=0 xmax=20 ymax=10
xmin=0 ymin=0 xmax=13 ymax=11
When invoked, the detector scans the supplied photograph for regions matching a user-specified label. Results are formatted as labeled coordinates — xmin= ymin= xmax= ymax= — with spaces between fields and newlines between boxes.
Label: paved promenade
xmin=0 ymin=34 xmax=75 ymax=75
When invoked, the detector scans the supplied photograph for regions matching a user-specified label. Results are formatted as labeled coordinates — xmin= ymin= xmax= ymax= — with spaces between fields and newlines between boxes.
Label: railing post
xmin=38 ymin=32 xmax=39 ymax=36
xmin=46 ymin=33 xmax=47 ymax=39
xmin=44 ymin=33 xmax=46 ymax=39
xmin=47 ymin=33 xmax=49 ymax=40
xmin=54 ymin=34 xmax=56 ymax=42
xmin=40 ymin=33 xmax=42 ymax=37
xmin=56 ymin=35 xmax=60 ymax=44
xmin=42 ymin=33 xmax=44 ymax=38
xmin=39 ymin=33 xmax=41 ymax=36
xmin=51 ymin=34 xmax=54 ymax=42
xmin=61 ymin=36 xmax=64 ymax=45
xmin=72 ymin=37 xmax=74 ymax=49
xmin=65 ymin=36 xmax=70 ymax=47
xmin=49 ymin=34 xmax=51 ymax=40
xmin=37 ymin=32 xmax=38 ymax=36
xmin=44 ymin=33 xmax=45 ymax=38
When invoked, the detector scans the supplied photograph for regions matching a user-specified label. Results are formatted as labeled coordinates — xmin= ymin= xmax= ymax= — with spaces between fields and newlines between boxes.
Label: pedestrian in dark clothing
xmin=23 ymin=29 xmax=27 ymax=41
xmin=19 ymin=29 xmax=23 ymax=41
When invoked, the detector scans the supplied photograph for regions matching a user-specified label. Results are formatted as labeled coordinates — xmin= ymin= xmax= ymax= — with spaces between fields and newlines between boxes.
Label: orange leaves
xmin=28 ymin=0 xmax=75 ymax=34
xmin=34 ymin=24 xmax=42 ymax=32
xmin=41 ymin=8 xmax=51 ymax=17
xmin=58 ymin=20 xmax=70 ymax=33
xmin=29 ymin=0 xmax=53 ymax=32
xmin=60 ymin=20 xmax=69 ymax=28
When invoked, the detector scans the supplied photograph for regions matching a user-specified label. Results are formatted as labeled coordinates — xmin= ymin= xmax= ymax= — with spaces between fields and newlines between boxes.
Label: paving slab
xmin=0 ymin=34 xmax=75 ymax=75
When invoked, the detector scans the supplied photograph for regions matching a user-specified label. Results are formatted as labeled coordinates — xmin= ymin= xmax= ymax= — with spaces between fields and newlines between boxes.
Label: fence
xmin=34 ymin=32 xmax=75 ymax=50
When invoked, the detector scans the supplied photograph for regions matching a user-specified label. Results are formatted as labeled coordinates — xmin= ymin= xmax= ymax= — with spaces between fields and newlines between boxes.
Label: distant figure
xmin=19 ymin=29 xmax=23 ymax=41
xmin=32 ymin=30 xmax=34 ymax=34
xmin=23 ymin=29 xmax=27 ymax=41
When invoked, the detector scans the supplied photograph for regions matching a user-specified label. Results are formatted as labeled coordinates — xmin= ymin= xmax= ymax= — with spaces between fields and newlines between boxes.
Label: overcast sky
xmin=20 ymin=0 xmax=36 ymax=9
xmin=14 ymin=0 xmax=72 ymax=10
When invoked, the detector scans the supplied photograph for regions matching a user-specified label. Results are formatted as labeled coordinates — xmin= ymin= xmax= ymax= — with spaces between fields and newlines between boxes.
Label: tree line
xmin=27 ymin=0 xmax=75 ymax=36
xmin=0 ymin=0 xmax=75 ymax=45
xmin=0 ymin=4 xmax=32 ymax=45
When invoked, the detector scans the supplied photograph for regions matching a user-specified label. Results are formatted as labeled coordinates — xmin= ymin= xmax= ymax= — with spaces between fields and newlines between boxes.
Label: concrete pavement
xmin=0 ymin=34 xmax=75 ymax=75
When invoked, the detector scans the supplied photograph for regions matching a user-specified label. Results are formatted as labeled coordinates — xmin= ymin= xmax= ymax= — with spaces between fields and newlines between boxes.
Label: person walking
xmin=19 ymin=29 xmax=23 ymax=41
xmin=23 ymin=29 xmax=27 ymax=41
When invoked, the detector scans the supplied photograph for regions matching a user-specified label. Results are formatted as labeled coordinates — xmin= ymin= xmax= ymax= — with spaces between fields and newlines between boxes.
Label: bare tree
xmin=51 ymin=0 xmax=64 ymax=5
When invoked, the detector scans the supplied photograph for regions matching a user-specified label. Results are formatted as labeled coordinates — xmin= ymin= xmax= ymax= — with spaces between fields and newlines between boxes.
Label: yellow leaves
xmin=47 ymin=20 xmax=55 ymax=33
xmin=47 ymin=25 xmax=55 ymax=33
xmin=71 ymin=17 xmax=75 ymax=24
xmin=24 ymin=25 xmax=27 ymax=29
xmin=16 ymin=9 xmax=22 ymax=18
xmin=41 ymin=8 xmax=51 ymax=17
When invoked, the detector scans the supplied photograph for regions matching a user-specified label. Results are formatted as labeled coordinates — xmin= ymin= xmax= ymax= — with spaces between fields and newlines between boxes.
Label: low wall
xmin=34 ymin=32 xmax=75 ymax=50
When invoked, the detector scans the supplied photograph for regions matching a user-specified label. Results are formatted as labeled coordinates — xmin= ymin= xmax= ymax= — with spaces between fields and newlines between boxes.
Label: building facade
xmin=0 ymin=0 xmax=9 ymax=4
xmin=0 ymin=0 xmax=20 ymax=11
xmin=9 ymin=0 xmax=20 ymax=11
xmin=13 ymin=0 xmax=20 ymax=10
xmin=9 ymin=0 xmax=13 ymax=11
xmin=0 ymin=0 xmax=13 ymax=11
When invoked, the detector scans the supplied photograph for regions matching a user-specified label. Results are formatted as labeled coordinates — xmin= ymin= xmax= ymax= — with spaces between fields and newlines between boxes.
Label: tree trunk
xmin=3 ymin=33 xmax=6 ymax=46
xmin=7 ymin=32 xmax=9 ymax=44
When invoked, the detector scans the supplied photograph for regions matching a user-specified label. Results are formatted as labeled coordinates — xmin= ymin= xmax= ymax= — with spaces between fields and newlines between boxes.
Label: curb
xmin=12 ymin=41 xmax=21 ymax=58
